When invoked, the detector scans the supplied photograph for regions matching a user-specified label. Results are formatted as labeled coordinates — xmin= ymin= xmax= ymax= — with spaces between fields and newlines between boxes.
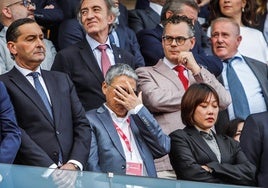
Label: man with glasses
xmin=0 ymin=0 xmax=57 ymax=74
xmin=136 ymin=15 xmax=231 ymax=179
xmin=85 ymin=63 xmax=170 ymax=177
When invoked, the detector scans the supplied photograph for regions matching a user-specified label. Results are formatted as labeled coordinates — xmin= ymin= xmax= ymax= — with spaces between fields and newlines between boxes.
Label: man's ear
xmin=102 ymin=82 xmax=108 ymax=95
xmin=7 ymin=41 xmax=17 ymax=57
xmin=2 ymin=7 xmax=13 ymax=19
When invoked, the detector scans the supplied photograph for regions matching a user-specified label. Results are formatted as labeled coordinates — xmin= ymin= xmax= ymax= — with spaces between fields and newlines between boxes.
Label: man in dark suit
xmin=137 ymin=0 xmax=222 ymax=76
xmin=0 ymin=18 xmax=91 ymax=171
xmin=86 ymin=63 xmax=170 ymax=177
xmin=210 ymin=17 xmax=268 ymax=134
xmin=52 ymin=0 xmax=140 ymax=111
xmin=240 ymin=111 xmax=268 ymax=187
xmin=128 ymin=0 xmax=166 ymax=34
xmin=0 ymin=81 xmax=21 ymax=164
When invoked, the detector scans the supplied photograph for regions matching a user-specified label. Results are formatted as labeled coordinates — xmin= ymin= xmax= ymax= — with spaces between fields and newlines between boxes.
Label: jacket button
xmin=121 ymin=165 xmax=125 ymax=169
xmin=56 ymin=131 xmax=60 ymax=135
xmin=53 ymin=152 xmax=58 ymax=156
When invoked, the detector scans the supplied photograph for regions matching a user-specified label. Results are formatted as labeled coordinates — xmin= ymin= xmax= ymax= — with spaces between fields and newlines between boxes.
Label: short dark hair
xmin=181 ymin=83 xmax=219 ymax=127
xmin=6 ymin=18 xmax=36 ymax=43
xmin=223 ymin=118 xmax=244 ymax=138
xmin=162 ymin=15 xmax=195 ymax=37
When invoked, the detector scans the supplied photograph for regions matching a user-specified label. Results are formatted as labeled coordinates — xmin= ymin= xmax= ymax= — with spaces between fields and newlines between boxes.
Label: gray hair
xmin=211 ymin=17 xmax=240 ymax=36
xmin=105 ymin=64 xmax=138 ymax=85
xmin=77 ymin=0 xmax=119 ymax=32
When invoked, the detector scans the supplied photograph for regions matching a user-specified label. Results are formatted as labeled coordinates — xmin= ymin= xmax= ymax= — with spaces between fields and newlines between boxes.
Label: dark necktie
xmin=29 ymin=72 xmax=53 ymax=119
xmin=225 ymin=59 xmax=250 ymax=119
xmin=200 ymin=131 xmax=213 ymax=140
xmin=174 ymin=65 xmax=189 ymax=90
xmin=97 ymin=44 xmax=111 ymax=77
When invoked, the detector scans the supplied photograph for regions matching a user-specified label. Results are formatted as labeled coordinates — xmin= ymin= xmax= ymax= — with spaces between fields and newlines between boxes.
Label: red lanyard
xmin=113 ymin=118 xmax=132 ymax=152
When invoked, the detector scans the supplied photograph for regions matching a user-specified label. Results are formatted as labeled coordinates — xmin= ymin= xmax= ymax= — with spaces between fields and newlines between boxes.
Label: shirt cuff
xmin=41 ymin=163 xmax=57 ymax=178
xmin=128 ymin=104 xmax=144 ymax=115
xmin=68 ymin=160 xmax=83 ymax=171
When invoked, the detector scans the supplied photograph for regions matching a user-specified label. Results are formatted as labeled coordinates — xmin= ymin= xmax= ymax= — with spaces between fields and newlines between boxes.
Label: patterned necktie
xmin=226 ymin=59 xmax=250 ymax=119
xmin=174 ymin=65 xmax=189 ymax=90
xmin=97 ymin=44 xmax=111 ymax=77
xmin=29 ymin=72 xmax=53 ymax=119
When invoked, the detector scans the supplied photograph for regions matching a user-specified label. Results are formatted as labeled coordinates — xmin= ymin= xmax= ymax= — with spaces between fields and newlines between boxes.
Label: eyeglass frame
xmin=162 ymin=35 xmax=193 ymax=46
xmin=108 ymin=84 xmax=138 ymax=96
xmin=6 ymin=0 xmax=36 ymax=9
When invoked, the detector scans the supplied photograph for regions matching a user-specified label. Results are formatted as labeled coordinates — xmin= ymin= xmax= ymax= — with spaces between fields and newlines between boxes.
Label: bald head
xmin=0 ymin=0 xmax=35 ymax=26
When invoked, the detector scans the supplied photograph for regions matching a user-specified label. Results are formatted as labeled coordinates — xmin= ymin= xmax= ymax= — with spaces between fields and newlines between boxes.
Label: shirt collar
xmin=86 ymin=34 xmax=112 ymax=51
xmin=15 ymin=64 xmax=41 ymax=77
xmin=149 ymin=2 xmax=162 ymax=15
xmin=163 ymin=57 xmax=186 ymax=70
xmin=104 ymin=103 xmax=130 ymax=124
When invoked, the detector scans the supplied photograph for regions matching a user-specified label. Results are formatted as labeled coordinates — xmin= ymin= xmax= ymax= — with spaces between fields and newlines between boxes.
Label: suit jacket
xmin=136 ymin=60 xmax=231 ymax=171
xmin=0 ymin=68 xmax=91 ymax=167
xmin=0 ymin=27 xmax=56 ymax=73
xmin=51 ymin=40 xmax=137 ymax=111
xmin=85 ymin=105 xmax=170 ymax=177
xmin=33 ymin=0 xmax=64 ymax=25
xmin=0 ymin=81 xmax=21 ymax=164
xmin=169 ymin=126 xmax=256 ymax=185
xmin=216 ymin=56 xmax=268 ymax=134
xmin=137 ymin=24 xmax=223 ymax=76
xmin=240 ymin=111 xmax=268 ymax=187
xmin=128 ymin=7 xmax=160 ymax=34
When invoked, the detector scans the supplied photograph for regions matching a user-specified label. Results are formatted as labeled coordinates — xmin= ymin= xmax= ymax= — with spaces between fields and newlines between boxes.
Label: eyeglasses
xmin=6 ymin=0 xmax=36 ymax=9
xmin=109 ymin=85 xmax=138 ymax=96
xmin=162 ymin=35 xmax=193 ymax=46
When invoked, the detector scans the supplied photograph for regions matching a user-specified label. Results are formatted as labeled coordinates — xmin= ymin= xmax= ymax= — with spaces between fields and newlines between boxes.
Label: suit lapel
xmin=244 ymin=56 xmax=268 ymax=106
xmin=185 ymin=127 xmax=219 ymax=162
xmin=115 ymin=26 xmax=126 ymax=48
xmin=154 ymin=60 xmax=185 ymax=90
xmin=97 ymin=106 xmax=126 ymax=159
xmin=78 ymin=41 xmax=104 ymax=84
xmin=9 ymin=68 xmax=54 ymax=125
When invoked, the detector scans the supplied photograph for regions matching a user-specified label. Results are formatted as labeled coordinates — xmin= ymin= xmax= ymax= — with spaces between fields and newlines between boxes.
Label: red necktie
xmin=97 ymin=44 xmax=111 ymax=76
xmin=174 ymin=65 xmax=189 ymax=90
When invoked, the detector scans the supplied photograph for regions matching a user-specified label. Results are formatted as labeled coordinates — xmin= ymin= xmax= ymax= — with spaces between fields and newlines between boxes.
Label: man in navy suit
xmin=0 ymin=18 xmax=91 ymax=171
xmin=85 ymin=63 xmax=170 ymax=177
xmin=0 ymin=81 xmax=21 ymax=164
xmin=52 ymin=0 xmax=142 ymax=111
xmin=240 ymin=111 xmax=268 ymax=187
xmin=137 ymin=0 xmax=222 ymax=76
xmin=128 ymin=0 xmax=166 ymax=34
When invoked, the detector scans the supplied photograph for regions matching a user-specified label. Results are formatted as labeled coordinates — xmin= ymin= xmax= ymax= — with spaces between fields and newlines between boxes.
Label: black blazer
xmin=128 ymin=7 xmax=160 ymax=34
xmin=169 ymin=126 xmax=256 ymax=186
xmin=240 ymin=111 xmax=268 ymax=187
xmin=0 ymin=68 xmax=91 ymax=167
xmin=51 ymin=40 xmax=136 ymax=111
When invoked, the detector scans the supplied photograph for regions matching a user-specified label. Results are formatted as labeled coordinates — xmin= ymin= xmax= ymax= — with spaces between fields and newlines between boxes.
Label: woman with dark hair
xmin=223 ymin=118 xmax=244 ymax=141
xmin=169 ymin=83 xmax=256 ymax=186
xmin=207 ymin=0 xmax=268 ymax=63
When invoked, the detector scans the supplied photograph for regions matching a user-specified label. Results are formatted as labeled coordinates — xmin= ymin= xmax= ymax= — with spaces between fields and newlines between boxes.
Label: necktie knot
xmin=200 ymin=131 xmax=213 ymax=140
xmin=97 ymin=44 xmax=108 ymax=51
xmin=174 ymin=65 xmax=185 ymax=73
xmin=28 ymin=72 xmax=39 ymax=79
